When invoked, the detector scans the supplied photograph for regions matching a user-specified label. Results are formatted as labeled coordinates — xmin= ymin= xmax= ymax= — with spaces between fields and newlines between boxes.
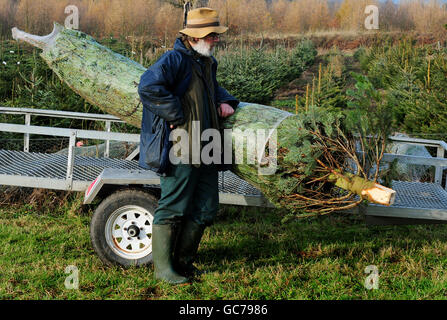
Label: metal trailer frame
xmin=1 ymin=106 xmax=447 ymax=225
xmin=365 ymin=137 xmax=447 ymax=225
xmin=0 ymin=106 xmax=270 ymax=208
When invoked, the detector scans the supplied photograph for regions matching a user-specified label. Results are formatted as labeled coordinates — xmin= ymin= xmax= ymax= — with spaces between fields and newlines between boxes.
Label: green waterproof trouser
xmin=154 ymin=164 xmax=219 ymax=226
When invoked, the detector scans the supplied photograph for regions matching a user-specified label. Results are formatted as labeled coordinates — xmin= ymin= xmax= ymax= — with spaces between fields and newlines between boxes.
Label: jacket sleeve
xmin=217 ymin=86 xmax=239 ymax=109
xmin=138 ymin=51 xmax=185 ymax=126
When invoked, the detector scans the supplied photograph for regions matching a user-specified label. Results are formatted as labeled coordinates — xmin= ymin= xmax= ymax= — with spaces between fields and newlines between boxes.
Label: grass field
xmin=1 ymin=193 xmax=447 ymax=300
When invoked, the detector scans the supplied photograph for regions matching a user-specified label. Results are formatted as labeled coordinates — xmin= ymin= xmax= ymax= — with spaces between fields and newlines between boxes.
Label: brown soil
xmin=274 ymin=52 xmax=361 ymax=101
xmin=225 ymin=31 xmax=447 ymax=51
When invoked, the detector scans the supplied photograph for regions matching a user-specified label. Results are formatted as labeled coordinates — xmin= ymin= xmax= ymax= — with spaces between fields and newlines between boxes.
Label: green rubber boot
xmin=152 ymin=224 xmax=189 ymax=285
xmin=174 ymin=219 xmax=206 ymax=278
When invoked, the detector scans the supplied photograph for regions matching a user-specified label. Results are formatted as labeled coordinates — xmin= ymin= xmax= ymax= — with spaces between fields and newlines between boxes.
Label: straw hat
xmin=179 ymin=7 xmax=228 ymax=39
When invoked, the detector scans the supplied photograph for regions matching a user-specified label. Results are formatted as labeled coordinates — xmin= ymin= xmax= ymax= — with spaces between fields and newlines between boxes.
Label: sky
xmin=389 ymin=0 xmax=447 ymax=2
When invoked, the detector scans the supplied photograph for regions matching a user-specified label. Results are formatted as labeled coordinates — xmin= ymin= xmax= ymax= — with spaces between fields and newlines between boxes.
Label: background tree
xmin=162 ymin=0 xmax=209 ymax=9
xmin=2 ymin=0 xmax=447 ymax=41
xmin=0 ymin=0 xmax=18 ymax=36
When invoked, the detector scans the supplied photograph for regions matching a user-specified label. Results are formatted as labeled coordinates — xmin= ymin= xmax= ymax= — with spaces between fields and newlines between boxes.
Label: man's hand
xmin=218 ymin=103 xmax=235 ymax=118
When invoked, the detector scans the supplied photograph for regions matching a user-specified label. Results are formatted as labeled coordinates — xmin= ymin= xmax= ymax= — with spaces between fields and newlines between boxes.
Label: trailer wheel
xmin=90 ymin=188 xmax=158 ymax=267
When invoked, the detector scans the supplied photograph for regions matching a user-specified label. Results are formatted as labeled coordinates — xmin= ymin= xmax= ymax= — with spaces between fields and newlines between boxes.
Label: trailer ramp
xmin=367 ymin=181 xmax=447 ymax=224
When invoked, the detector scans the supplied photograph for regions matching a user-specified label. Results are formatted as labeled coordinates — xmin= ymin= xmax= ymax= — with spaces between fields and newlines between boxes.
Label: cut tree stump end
xmin=361 ymin=183 xmax=396 ymax=206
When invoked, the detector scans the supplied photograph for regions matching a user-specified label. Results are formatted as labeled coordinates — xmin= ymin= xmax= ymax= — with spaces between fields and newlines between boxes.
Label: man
xmin=138 ymin=7 xmax=239 ymax=284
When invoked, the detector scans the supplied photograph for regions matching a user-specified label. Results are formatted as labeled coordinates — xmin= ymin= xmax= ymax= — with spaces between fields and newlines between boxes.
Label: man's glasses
xmin=203 ymin=33 xmax=220 ymax=40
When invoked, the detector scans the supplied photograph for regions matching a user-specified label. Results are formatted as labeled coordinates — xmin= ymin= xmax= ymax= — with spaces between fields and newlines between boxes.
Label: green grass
xmin=1 ymin=196 xmax=447 ymax=300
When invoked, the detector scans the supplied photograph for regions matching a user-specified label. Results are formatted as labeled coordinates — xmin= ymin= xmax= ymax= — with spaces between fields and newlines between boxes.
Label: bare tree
xmin=0 ymin=0 xmax=19 ymax=37
xmin=162 ymin=0 xmax=209 ymax=9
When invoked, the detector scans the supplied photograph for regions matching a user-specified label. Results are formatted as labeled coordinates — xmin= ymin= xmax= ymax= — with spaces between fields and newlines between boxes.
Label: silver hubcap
xmin=105 ymin=205 xmax=153 ymax=260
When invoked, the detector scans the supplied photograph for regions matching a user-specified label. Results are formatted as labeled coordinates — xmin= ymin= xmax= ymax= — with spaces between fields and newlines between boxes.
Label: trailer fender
xmin=84 ymin=168 xmax=160 ymax=204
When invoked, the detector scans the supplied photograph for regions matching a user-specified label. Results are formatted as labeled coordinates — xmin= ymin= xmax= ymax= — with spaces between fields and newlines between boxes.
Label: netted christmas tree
xmin=223 ymin=96 xmax=394 ymax=217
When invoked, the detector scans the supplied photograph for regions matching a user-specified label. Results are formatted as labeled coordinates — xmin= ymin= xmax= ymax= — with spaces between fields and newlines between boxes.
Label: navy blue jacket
xmin=138 ymin=38 xmax=239 ymax=174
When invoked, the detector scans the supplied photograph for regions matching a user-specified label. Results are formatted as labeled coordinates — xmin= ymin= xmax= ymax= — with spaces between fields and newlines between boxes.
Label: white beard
xmin=190 ymin=39 xmax=214 ymax=57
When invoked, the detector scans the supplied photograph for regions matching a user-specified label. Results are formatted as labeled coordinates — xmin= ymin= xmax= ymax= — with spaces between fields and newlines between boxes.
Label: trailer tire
xmin=90 ymin=188 xmax=158 ymax=268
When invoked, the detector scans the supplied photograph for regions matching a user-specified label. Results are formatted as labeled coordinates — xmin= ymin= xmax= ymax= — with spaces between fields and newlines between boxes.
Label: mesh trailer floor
xmin=2 ymin=150 xmax=447 ymax=214
xmin=0 ymin=149 xmax=144 ymax=191
xmin=0 ymin=149 xmax=268 ymax=206
xmin=366 ymin=181 xmax=447 ymax=222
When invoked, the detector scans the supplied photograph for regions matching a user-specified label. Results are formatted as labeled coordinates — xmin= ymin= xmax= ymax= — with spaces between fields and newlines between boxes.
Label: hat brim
xmin=179 ymin=26 xmax=228 ymax=38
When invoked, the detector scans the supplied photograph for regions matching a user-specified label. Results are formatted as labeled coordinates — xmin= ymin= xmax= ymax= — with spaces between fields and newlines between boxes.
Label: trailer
xmin=1 ymin=106 xmax=447 ymax=267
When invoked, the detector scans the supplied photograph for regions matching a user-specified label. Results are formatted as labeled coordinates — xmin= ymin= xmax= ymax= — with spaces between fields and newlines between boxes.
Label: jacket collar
xmin=173 ymin=37 xmax=193 ymax=56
